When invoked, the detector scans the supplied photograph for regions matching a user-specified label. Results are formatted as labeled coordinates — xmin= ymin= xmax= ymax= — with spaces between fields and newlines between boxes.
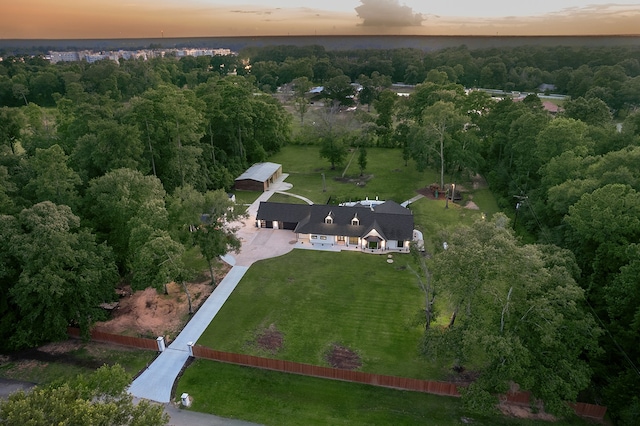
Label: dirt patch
xmin=498 ymin=401 xmax=557 ymax=422
xmin=464 ymin=201 xmax=480 ymax=210
xmin=38 ymin=340 xmax=84 ymax=355
xmin=325 ymin=344 xmax=361 ymax=370
xmin=254 ymin=324 xmax=284 ymax=354
xmin=446 ymin=366 xmax=481 ymax=386
xmin=471 ymin=174 xmax=488 ymax=190
xmin=334 ymin=174 xmax=373 ymax=187
xmin=93 ymin=262 xmax=231 ymax=340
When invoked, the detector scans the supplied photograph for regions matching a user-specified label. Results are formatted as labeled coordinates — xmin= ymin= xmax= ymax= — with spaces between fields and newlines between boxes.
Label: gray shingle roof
xmin=256 ymin=201 xmax=414 ymax=240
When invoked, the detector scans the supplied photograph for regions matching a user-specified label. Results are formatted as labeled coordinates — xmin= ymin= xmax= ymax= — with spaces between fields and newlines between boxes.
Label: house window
xmin=349 ymin=236 xmax=359 ymax=245
xmin=368 ymin=241 xmax=379 ymax=250
xmin=337 ymin=236 xmax=345 ymax=242
xmin=351 ymin=214 xmax=359 ymax=226
xmin=311 ymin=235 xmax=318 ymax=240
xmin=397 ymin=240 xmax=404 ymax=248
xmin=320 ymin=236 xmax=327 ymax=240
xmin=325 ymin=211 xmax=334 ymax=224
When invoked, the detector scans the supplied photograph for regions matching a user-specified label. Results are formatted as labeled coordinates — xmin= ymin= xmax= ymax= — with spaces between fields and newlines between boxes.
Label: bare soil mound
xmin=326 ymin=344 xmax=361 ymax=370
xmin=93 ymin=263 xmax=231 ymax=340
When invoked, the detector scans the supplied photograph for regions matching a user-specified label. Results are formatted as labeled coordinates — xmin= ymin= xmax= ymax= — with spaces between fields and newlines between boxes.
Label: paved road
xmin=0 ymin=378 xmax=36 ymax=399
xmin=164 ymin=403 xmax=262 ymax=426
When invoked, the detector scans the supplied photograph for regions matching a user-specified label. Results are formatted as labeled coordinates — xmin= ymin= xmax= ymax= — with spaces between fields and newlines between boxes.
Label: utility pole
xmin=513 ymin=194 xmax=527 ymax=229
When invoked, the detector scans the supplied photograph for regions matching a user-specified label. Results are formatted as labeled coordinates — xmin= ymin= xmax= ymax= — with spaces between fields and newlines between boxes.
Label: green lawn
xmin=232 ymin=190 xmax=262 ymax=206
xmin=0 ymin=343 xmax=155 ymax=385
xmin=269 ymin=146 xmax=435 ymax=204
xmin=176 ymin=360 xmax=590 ymax=426
xmin=197 ymin=250 xmax=445 ymax=379
xmin=266 ymin=192 xmax=310 ymax=204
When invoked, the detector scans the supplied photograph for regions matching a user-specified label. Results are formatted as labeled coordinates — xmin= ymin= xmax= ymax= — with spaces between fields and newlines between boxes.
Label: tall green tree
xmin=168 ymin=185 xmax=245 ymax=286
xmin=0 ymin=364 xmax=168 ymax=425
xmin=0 ymin=106 xmax=25 ymax=156
xmin=167 ymin=186 xmax=244 ymax=283
xmin=357 ymin=145 xmax=367 ymax=177
xmin=130 ymin=85 xmax=205 ymax=192
xmin=7 ymin=202 xmax=118 ymax=348
xmin=409 ymin=101 xmax=465 ymax=190
xmin=85 ymin=168 xmax=167 ymax=271
xmin=291 ymin=76 xmax=313 ymax=123
xmin=24 ymin=144 xmax=81 ymax=210
xmin=322 ymin=74 xmax=355 ymax=107
xmin=430 ymin=215 xmax=601 ymax=415
xmin=373 ymin=89 xmax=397 ymax=147
xmin=563 ymin=96 xmax=612 ymax=127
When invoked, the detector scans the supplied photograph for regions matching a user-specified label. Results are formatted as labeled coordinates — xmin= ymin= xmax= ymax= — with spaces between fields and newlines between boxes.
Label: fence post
xmin=156 ymin=336 xmax=166 ymax=352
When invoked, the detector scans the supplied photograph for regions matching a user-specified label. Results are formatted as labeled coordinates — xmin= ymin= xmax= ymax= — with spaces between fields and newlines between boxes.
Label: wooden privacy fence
xmin=67 ymin=327 xmax=158 ymax=351
xmin=65 ymin=329 xmax=607 ymax=421
xmin=502 ymin=391 xmax=607 ymax=420
xmin=192 ymin=345 xmax=608 ymax=421
xmin=570 ymin=402 xmax=608 ymax=420
xmin=192 ymin=345 xmax=460 ymax=397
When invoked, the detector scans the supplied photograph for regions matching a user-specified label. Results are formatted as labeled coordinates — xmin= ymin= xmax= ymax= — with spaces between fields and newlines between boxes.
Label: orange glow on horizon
xmin=2 ymin=1 xmax=639 ymax=39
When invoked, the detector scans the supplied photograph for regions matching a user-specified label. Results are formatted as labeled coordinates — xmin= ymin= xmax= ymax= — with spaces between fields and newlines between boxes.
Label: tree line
xmin=1 ymin=43 xmax=639 ymax=423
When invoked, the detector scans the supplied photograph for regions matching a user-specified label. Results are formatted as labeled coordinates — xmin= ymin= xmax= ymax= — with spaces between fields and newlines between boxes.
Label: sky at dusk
xmin=2 ymin=0 xmax=640 ymax=39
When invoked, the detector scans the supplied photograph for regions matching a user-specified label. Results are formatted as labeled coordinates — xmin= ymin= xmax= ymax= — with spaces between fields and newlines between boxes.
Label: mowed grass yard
xmin=176 ymin=361 xmax=588 ymax=426
xmin=197 ymin=250 xmax=443 ymax=379
xmin=268 ymin=146 xmax=433 ymax=205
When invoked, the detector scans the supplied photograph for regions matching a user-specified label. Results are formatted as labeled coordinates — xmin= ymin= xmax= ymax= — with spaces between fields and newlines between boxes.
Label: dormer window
xmin=351 ymin=214 xmax=359 ymax=226
xmin=325 ymin=211 xmax=334 ymax=224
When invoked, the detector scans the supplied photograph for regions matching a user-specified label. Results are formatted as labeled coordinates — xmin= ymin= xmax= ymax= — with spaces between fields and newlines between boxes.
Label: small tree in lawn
xmin=358 ymin=145 xmax=367 ymax=176
xmin=168 ymin=185 xmax=246 ymax=286
xmin=292 ymin=77 xmax=312 ymax=124
xmin=195 ymin=190 xmax=244 ymax=287
xmin=319 ymin=132 xmax=347 ymax=170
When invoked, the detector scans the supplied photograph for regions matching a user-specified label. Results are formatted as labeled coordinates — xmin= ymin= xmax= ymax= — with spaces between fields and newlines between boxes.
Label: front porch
xmin=293 ymin=233 xmax=410 ymax=254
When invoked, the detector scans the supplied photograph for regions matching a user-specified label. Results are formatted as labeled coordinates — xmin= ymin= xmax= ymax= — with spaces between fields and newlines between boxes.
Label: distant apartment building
xmin=49 ymin=51 xmax=81 ymax=63
xmin=47 ymin=47 xmax=234 ymax=64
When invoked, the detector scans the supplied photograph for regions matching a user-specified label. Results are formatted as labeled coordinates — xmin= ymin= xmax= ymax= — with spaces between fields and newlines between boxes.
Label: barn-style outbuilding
xmin=234 ymin=162 xmax=283 ymax=192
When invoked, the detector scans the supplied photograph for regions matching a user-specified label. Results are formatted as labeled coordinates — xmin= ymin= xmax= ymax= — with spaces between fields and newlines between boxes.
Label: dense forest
xmin=1 ymin=43 xmax=639 ymax=424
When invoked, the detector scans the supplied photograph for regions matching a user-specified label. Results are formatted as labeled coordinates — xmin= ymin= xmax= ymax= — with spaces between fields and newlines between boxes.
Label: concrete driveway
xmin=129 ymin=177 xmax=298 ymax=403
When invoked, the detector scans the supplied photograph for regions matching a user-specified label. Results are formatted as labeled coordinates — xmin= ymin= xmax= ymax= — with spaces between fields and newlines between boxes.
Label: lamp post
xmin=446 ymin=183 xmax=455 ymax=209
xmin=445 ymin=186 xmax=449 ymax=209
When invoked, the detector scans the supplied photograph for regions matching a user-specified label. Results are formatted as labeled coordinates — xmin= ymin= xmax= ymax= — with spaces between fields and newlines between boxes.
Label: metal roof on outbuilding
xmin=235 ymin=162 xmax=282 ymax=183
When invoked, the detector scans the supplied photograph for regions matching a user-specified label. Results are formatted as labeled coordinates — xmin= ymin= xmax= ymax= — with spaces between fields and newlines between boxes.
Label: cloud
xmin=355 ymin=0 xmax=424 ymax=27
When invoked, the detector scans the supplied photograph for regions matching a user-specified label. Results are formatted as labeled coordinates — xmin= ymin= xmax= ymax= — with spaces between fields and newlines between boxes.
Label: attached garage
xmin=234 ymin=162 xmax=283 ymax=192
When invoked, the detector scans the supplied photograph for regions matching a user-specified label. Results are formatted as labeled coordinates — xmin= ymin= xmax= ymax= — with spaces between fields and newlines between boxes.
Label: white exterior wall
xmin=309 ymin=234 xmax=336 ymax=244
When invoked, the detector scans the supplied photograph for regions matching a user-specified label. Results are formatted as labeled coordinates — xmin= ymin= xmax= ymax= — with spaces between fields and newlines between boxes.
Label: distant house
xmin=256 ymin=200 xmax=416 ymax=253
xmin=234 ymin=162 xmax=283 ymax=192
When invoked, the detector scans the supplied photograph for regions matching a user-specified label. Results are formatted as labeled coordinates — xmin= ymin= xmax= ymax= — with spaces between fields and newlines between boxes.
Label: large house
xmin=255 ymin=200 xmax=418 ymax=253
